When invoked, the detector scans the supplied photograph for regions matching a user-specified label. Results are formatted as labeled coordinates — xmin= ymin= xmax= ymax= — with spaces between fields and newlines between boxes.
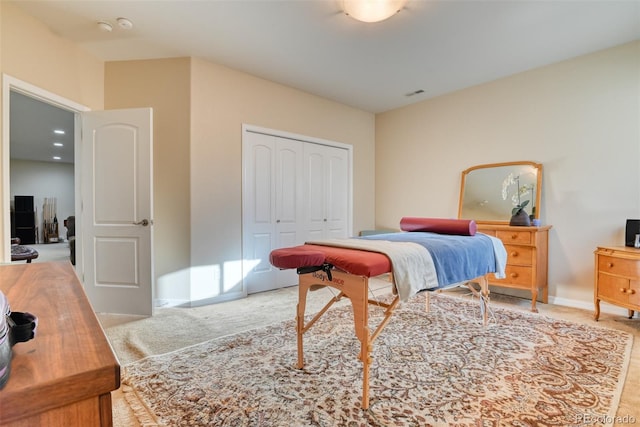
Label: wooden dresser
xmin=477 ymin=224 xmax=552 ymax=312
xmin=0 ymin=262 xmax=120 ymax=426
xmin=594 ymin=246 xmax=640 ymax=320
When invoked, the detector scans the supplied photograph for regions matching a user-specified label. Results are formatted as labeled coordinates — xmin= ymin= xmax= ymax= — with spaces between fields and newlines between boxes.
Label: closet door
xmin=242 ymin=127 xmax=351 ymax=295
xmin=324 ymin=146 xmax=349 ymax=239
xmin=304 ymin=143 xmax=348 ymax=241
xmin=243 ymin=132 xmax=302 ymax=294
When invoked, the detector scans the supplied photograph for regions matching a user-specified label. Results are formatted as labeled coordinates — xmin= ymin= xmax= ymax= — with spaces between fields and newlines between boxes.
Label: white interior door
xmin=243 ymin=131 xmax=302 ymax=294
xmin=80 ymin=108 xmax=154 ymax=315
xmin=324 ymin=146 xmax=349 ymax=239
xmin=304 ymin=143 xmax=349 ymax=241
xmin=304 ymin=143 xmax=326 ymax=241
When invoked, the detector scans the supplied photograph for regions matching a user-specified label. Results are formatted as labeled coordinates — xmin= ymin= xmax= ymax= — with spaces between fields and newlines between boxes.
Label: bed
xmin=269 ymin=217 xmax=507 ymax=410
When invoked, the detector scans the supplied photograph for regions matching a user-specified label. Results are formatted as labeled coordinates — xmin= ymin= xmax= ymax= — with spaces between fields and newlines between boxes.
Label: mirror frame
xmin=458 ymin=161 xmax=543 ymax=225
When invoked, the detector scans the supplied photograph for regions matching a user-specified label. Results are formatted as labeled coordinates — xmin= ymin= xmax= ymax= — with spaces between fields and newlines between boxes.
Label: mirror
xmin=458 ymin=161 xmax=542 ymax=224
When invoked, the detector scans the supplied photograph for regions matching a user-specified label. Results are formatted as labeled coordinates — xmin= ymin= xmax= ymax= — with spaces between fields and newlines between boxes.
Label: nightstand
xmin=594 ymin=246 xmax=640 ymax=320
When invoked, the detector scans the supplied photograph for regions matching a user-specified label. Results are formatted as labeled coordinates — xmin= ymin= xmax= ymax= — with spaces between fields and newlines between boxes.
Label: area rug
xmin=121 ymin=293 xmax=632 ymax=426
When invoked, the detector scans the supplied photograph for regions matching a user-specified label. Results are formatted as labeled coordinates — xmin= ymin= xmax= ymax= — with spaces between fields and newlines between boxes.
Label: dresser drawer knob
xmin=608 ymin=262 xmax=614 ymax=268
xmin=620 ymin=288 xmax=627 ymax=293
xmin=510 ymin=272 xmax=519 ymax=278
xmin=629 ymin=289 xmax=637 ymax=295
xmin=511 ymin=234 xmax=518 ymax=240
xmin=510 ymin=251 xmax=519 ymax=257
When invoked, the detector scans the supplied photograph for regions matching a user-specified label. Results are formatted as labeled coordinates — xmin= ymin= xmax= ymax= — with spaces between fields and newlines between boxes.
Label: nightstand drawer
xmin=598 ymin=255 xmax=640 ymax=278
xmin=496 ymin=230 xmax=532 ymax=245
xmin=495 ymin=265 xmax=533 ymax=286
xmin=597 ymin=273 xmax=631 ymax=305
xmin=504 ymin=245 xmax=534 ymax=266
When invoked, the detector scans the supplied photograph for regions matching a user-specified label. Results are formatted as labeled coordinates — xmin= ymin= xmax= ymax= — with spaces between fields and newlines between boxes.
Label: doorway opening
xmin=2 ymin=74 xmax=88 ymax=265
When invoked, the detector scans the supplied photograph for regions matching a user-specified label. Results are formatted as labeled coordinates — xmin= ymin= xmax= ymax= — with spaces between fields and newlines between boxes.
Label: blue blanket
xmin=359 ymin=232 xmax=500 ymax=287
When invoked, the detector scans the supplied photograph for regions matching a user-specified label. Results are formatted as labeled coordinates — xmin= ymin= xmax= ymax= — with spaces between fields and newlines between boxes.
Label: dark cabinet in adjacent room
xmin=13 ymin=195 xmax=36 ymax=244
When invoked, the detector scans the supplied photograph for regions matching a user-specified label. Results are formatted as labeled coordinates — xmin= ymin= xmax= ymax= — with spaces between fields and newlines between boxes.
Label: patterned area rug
xmin=121 ymin=293 xmax=632 ymax=426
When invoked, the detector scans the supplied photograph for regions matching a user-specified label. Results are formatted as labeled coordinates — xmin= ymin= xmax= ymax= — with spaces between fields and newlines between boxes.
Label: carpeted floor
xmin=11 ymin=242 xmax=70 ymax=264
xmin=100 ymin=281 xmax=640 ymax=426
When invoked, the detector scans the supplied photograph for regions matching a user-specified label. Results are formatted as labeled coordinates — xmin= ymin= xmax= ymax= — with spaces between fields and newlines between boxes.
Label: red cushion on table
xmin=270 ymin=244 xmax=392 ymax=278
xmin=399 ymin=217 xmax=477 ymax=236
xmin=312 ymin=245 xmax=391 ymax=277
xmin=269 ymin=246 xmax=326 ymax=269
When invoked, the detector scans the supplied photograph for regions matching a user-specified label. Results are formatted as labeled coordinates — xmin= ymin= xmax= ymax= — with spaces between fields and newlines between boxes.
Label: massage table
xmin=269 ymin=218 xmax=507 ymax=410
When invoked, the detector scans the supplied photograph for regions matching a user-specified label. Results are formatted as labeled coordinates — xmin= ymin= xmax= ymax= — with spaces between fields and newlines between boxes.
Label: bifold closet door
xmin=243 ymin=132 xmax=302 ymax=294
xmin=303 ymin=143 xmax=349 ymax=241
xmin=243 ymin=130 xmax=350 ymax=294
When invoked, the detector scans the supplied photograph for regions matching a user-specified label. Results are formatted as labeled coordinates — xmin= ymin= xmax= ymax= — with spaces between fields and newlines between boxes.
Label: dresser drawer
xmin=631 ymin=280 xmax=640 ymax=306
xmin=478 ymin=228 xmax=497 ymax=237
xmin=496 ymin=230 xmax=532 ymax=245
xmin=494 ymin=265 xmax=533 ymax=287
xmin=504 ymin=244 xmax=534 ymax=267
xmin=597 ymin=273 xmax=631 ymax=305
xmin=597 ymin=255 xmax=640 ymax=278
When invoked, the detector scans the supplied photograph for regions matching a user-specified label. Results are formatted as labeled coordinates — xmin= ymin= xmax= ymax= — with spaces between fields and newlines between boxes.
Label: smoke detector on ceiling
xmin=116 ymin=17 xmax=133 ymax=30
xmin=97 ymin=21 xmax=113 ymax=32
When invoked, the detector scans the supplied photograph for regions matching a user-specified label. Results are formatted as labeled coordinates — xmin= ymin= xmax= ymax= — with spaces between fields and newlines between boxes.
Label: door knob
xmin=134 ymin=219 xmax=151 ymax=226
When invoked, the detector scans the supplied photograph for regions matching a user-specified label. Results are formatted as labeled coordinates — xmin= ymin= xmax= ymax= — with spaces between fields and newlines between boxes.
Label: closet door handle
xmin=134 ymin=219 xmax=151 ymax=226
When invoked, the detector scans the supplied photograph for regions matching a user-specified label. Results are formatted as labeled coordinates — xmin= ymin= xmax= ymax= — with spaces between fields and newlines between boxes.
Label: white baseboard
xmin=154 ymin=298 xmax=190 ymax=308
xmin=549 ymin=295 xmax=633 ymax=317
xmin=155 ymin=265 xmax=247 ymax=308
xmin=154 ymin=291 xmax=245 ymax=308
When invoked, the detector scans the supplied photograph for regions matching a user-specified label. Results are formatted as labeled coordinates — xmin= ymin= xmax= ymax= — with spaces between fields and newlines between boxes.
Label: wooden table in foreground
xmin=0 ymin=261 xmax=120 ymax=426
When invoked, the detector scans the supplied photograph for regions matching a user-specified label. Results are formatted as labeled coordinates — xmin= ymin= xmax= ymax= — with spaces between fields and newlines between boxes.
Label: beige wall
xmin=0 ymin=2 xmax=375 ymax=304
xmin=188 ymin=58 xmax=375 ymax=302
xmin=0 ymin=3 xmax=104 ymax=261
xmin=102 ymin=57 xmax=375 ymax=303
xmin=104 ymin=58 xmax=192 ymax=285
xmin=6 ymin=0 xmax=635 ymax=311
xmin=376 ymin=41 xmax=640 ymax=308
xmin=0 ymin=2 xmax=3 ymax=260
xmin=0 ymin=3 xmax=103 ymax=108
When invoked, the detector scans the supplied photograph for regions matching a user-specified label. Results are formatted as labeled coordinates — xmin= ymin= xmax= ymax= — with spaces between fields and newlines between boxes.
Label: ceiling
xmin=8 ymin=0 xmax=640 ymax=162
xmin=10 ymin=91 xmax=75 ymax=164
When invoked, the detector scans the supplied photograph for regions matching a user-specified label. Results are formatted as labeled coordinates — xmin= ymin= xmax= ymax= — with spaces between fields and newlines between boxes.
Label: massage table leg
xmin=423 ymin=275 xmax=491 ymax=325
xmin=296 ymin=282 xmax=345 ymax=369
xmin=297 ymin=270 xmax=398 ymax=411
xmin=296 ymin=284 xmax=308 ymax=369
xmin=462 ymin=275 xmax=491 ymax=325
xmin=295 ymin=270 xmax=490 ymax=410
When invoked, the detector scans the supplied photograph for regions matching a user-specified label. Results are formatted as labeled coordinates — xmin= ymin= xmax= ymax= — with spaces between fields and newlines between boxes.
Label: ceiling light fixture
xmin=53 ymin=142 xmax=64 ymax=147
xmin=343 ymin=0 xmax=407 ymax=23
xmin=53 ymin=129 xmax=65 ymax=135
xmin=53 ymin=156 xmax=61 ymax=160
xmin=98 ymin=21 xmax=113 ymax=32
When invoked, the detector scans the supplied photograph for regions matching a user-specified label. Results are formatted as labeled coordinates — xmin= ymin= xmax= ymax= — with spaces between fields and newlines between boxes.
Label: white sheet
xmin=306 ymin=238 xmax=437 ymax=302
xmin=484 ymin=234 xmax=507 ymax=280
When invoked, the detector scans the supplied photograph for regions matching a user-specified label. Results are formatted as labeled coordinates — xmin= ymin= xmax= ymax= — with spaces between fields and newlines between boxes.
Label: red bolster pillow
xmin=399 ymin=217 xmax=477 ymax=236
